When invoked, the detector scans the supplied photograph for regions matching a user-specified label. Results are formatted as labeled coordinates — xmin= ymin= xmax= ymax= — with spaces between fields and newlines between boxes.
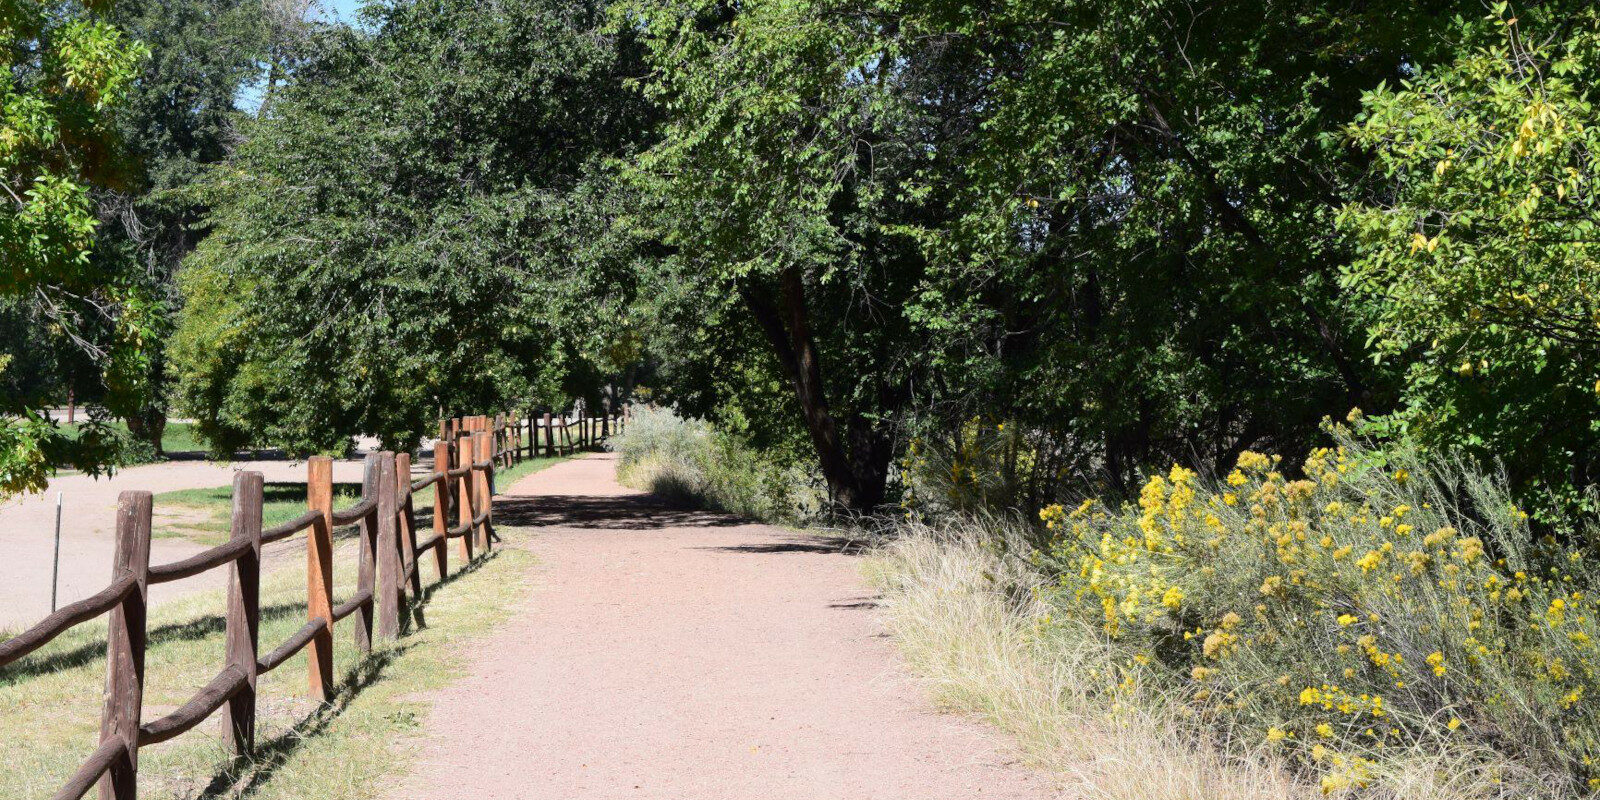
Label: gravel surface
xmin=389 ymin=452 xmax=1059 ymax=800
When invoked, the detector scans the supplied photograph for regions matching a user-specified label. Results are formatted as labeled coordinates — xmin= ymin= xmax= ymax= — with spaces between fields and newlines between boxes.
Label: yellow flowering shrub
xmin=1041 ymin=434 xmax=1600 ymax=795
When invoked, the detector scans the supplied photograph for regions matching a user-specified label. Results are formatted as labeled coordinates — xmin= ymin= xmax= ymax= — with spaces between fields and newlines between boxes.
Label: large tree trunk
xmin=739 ymin=268 xmax=884 ymax=512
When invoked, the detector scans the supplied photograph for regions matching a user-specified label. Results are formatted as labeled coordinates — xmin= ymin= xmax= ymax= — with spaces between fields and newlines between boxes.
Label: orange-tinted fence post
xmin=376 ymin=451 xmax=401 ymax=642
xmin=99 ymin=491 xmax=151 ymax=800
xmin=474 ymin=431 xmax=494 ymax=551
xmin=306 ymin=456 xmax=335 ymax=701
xmin=224 ymin=472 xmax=263 ymax=755
xmin=354 ymin=452 xmax=379 ymax=653
xmin=456 ymin=428 xmax=475 ymax=563
xmin=432 ymin=441 xmax=450 ymax=581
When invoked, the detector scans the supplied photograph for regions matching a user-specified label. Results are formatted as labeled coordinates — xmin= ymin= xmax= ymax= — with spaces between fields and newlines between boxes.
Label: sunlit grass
xmin=0 ymin=527 xmax=535 ymax=799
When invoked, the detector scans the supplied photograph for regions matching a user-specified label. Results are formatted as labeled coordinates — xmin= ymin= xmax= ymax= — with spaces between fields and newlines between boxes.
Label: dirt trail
xmin=0 ymin=457 xmax=370 ymax=631
xmin=389 ymin=452 xmax=1058 ymax=800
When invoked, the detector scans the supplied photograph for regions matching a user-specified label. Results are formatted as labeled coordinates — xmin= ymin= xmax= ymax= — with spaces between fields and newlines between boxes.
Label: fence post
xmin=456 ymin=428 xmax=474 ymax=563
xmin=478 ymin=431 xmax=496 ymax=550
xmin=376 ymin=451 xmax=401 ymax=642
xmin=497 ymin=413 xmax=509 ymax=468
xmin=354 ymin=452 xmax=379 ymax=653
xmin=432 ymin=441 xmax=450 ymax=580
xmin=306 ymin=457 xmax=335 ymax=701
xmin=470 ymin=432 xmax=484 ymax=551
xmin=99 ymin=491 xmax=150 ymax=800
xmin=396 ymin=451 xmax=424 ymax=606
xmin=224 ymin=472 xmax=263 ymax=755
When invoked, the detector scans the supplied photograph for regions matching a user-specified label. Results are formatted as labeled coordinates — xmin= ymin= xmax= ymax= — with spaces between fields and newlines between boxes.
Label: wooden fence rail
xmin=0 ymin=409 xmax=621 ymax=800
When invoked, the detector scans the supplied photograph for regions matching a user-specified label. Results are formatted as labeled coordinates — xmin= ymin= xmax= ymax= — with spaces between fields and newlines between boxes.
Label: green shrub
xmin=1038 ymin=429 xmax=1600 ymax=796
xmin=608 ymin=405 xmax=820 ymax=522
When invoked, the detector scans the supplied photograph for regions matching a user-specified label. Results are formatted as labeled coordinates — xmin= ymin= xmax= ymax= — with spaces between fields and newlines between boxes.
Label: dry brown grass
xmin=864 ymin=523 xmax=1533 ymax=800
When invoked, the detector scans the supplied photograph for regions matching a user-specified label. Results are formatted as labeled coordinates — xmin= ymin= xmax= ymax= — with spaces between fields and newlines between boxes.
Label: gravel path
xmin=389 ymin=452 xmax=1058 ymax=800
xmin=0 ymin=456 xmax=370 ymax=631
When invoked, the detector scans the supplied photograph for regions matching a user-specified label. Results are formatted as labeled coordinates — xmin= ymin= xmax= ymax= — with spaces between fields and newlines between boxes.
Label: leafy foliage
xmin=170 ymin=0 xmax=654 ymax=455
xmin=0 ymin=0 xmax=146 ymax=496
xmin=1343 ymin=7 xmax=1600 ymax=518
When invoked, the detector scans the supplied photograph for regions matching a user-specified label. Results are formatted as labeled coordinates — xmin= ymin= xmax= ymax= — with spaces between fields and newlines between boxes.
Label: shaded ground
xmin=388 ymin=452 xmax=1058 ymax=800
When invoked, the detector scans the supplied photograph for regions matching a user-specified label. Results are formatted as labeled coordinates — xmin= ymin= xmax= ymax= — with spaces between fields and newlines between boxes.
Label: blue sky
xmin=237 ymin=1 xmax=365 ymax=111
xmin=325 ymin=0 xmax=363 ymax=21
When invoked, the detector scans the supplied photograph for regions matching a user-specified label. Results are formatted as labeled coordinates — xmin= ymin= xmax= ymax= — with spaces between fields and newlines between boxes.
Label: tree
xmin=172 ymin=0 xmax=655 ymax=454
xmin=616 ymin=0 xmax=1479 ymax=511
xmin=0 ymin=0 xmax=146 ymax=496
xmin=1342 ymin=6 xmax=1600 ymax=516
xmin=89 ymin=0 xmax=284 ymax=454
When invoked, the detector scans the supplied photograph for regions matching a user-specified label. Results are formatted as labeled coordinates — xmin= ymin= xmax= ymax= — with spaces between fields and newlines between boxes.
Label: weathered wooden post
xmin=431 ymin=441 xmax=450 ymax=580
xmin=225 ymin=471 xmax=263 ymax=755
xmin=456 ymin=429 xmax=475 ymax=562
xmin=543 ymin=412 xmax=554 ymax=457
xmin=354 ymin=452 xmax=380 ymax=653
xmin=474 ymin=431 xmax=494 ymax=551
xmin=306 ymin=456 xmax=335 ymax=700
xmin=396 ymin=451 xmax=423 ymax=601
xmin=100 ymin=491 xmax=151 ymax=800
xmin=376 ymin=451 xmax=401 ymax=642
xmin=498 ymin=413 xmax=511 ymax=468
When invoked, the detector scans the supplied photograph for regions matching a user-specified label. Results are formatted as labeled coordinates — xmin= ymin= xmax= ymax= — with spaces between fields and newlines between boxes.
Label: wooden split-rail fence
xmin=0 ymin=409 xmax=625 ymax=800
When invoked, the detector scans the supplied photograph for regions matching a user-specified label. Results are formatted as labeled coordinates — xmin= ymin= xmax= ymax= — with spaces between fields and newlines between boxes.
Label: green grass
xmin=60 ymin=420 xmax=207 ymax=455
xmin=153 ymin=483 xmax=366 ymax=546
xmin=0 ymin=523 xmax=535 ymax=800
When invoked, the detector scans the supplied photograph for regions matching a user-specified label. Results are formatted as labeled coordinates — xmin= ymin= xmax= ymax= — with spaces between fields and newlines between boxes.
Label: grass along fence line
xmin=0 ymin=410 xmax=623 ymax=800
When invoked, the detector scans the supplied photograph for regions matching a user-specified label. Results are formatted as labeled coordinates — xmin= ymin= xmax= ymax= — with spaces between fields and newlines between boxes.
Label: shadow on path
xmin=493 ymin=483 xmax=867 ymax=557
xmin=494 ymin=492 xmax=747 ymax=531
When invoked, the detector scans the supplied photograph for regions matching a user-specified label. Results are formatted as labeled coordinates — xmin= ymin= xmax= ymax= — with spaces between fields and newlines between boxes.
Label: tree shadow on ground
xmin=492 ymin=493 xmax=748 ymax=531
xmin=699 ymin=537 xmax=866 ymax=556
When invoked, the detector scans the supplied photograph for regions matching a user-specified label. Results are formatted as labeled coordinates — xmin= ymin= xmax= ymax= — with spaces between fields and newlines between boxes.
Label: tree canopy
xmin=169 ymin=0 xmax=655 ymax=455
xmin=116 ymin=0 xmax=1600 ymax=520
xmin=0 ymin=0 xmax=146 ymax=495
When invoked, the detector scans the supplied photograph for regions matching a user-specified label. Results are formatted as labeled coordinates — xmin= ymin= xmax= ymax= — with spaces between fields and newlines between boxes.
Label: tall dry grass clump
xmin=876 ymin=426 xmax=1598 ymax=798
xmin=866 ymin=520 xmax=1317 ymax=800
